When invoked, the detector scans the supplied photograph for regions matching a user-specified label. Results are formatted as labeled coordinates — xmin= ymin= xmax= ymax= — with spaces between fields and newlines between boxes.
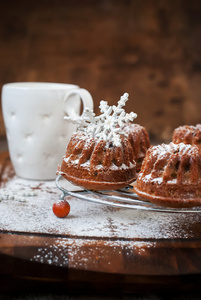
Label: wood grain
xmin=0 ymin=151 xmax=15 ymax=187
xmin=0 ymin=1 xmax=201 ymax=141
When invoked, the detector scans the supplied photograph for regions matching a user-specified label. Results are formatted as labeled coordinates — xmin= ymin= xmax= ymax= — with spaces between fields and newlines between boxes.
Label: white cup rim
xmin=3 ymin=82 xmax=79 ymax=90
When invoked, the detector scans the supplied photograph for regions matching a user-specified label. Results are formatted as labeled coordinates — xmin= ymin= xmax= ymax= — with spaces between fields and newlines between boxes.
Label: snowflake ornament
xmin=64 ymin=93 xmax=137 ymax=146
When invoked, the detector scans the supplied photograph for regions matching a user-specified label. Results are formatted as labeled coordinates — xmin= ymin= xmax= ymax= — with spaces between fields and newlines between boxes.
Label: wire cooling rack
xmin=55 ymin=175 xmax=201 ymax=213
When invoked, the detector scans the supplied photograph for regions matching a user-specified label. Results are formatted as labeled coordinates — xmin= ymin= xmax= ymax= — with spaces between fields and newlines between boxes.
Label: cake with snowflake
xmin=58 ymin=93 xmax=138 ymax=190
xmin=123 ymin=123 xmax=151 ymax=173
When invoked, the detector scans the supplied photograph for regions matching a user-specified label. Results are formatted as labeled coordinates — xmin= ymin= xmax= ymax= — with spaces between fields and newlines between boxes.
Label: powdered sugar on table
xmin=0 ymin=175 xmax=200 ymax=240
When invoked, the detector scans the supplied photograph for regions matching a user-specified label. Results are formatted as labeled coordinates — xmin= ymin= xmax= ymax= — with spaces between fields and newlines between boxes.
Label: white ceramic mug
xmin=2 ymin=82 xmax=93 ymax=180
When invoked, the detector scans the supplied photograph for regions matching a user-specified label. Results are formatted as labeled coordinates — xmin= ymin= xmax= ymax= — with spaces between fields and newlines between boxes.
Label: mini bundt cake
xmin=123 ymin=123 xmax=150 ymax=172
xmin=58 ymin=131 xmax=136 ymax=190
xmin=134 ymin=142 xmax=201 ymax=208
xmin=58 ymin=93 xmax=138 ymax=190
xmin=172 ymin=124 xmax=201 ymax=146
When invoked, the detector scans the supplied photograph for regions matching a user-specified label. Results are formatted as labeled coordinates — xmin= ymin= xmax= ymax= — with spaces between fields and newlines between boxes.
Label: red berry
xmin=52 ymin=200 xmax=70 ymax=218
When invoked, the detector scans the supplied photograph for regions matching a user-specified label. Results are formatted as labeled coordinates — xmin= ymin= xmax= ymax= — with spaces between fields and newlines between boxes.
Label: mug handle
xmin=63 ymin=88 xmax=93 ymax=118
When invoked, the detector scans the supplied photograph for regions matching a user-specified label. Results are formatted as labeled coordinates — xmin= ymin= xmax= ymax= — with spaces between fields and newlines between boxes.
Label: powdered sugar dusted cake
xmin=58 ymin=93 xmax=138 ymax=190
xmin=134 ymin=142 xmax=201 ymax=208
xmin=172 ymin=124 xmax=201 ymax=146
xmin=59 ymin=131 xmax=136 ymax=190
xmin=123 ymin=123 xmax=150 ymax=173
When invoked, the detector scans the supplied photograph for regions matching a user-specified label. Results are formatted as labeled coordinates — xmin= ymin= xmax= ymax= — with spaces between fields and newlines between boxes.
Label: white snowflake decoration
xmin=64 ymin=93 xmax=137 ymax=146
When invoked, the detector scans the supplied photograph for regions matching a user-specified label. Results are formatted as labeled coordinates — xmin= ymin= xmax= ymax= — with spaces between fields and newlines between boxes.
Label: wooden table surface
xmin=1 ymin=151 xmax=201 ymax=294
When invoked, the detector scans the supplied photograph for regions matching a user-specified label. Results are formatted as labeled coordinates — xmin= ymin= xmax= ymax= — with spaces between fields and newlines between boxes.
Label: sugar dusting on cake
xmin=64 ymin=93 xmax=137 ymax=147
xmin=141 ymin=142 xmax=200 ymax=184
xmin=63 ymin=156 xmax=135 ymax=170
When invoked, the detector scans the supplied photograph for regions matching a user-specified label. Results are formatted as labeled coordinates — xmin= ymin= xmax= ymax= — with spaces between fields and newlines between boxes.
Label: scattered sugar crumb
xmin=0 ymin=175 xmax=200 ymax=242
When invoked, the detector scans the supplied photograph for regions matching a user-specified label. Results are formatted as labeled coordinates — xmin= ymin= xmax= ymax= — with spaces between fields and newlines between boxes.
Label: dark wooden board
xmin=1 ymin=152 xmax=201 ymax=293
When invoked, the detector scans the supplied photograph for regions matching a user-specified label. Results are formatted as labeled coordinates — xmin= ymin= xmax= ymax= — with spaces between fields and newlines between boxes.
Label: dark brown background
xmin=0 ymin=0 xmax=201 ymax=142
